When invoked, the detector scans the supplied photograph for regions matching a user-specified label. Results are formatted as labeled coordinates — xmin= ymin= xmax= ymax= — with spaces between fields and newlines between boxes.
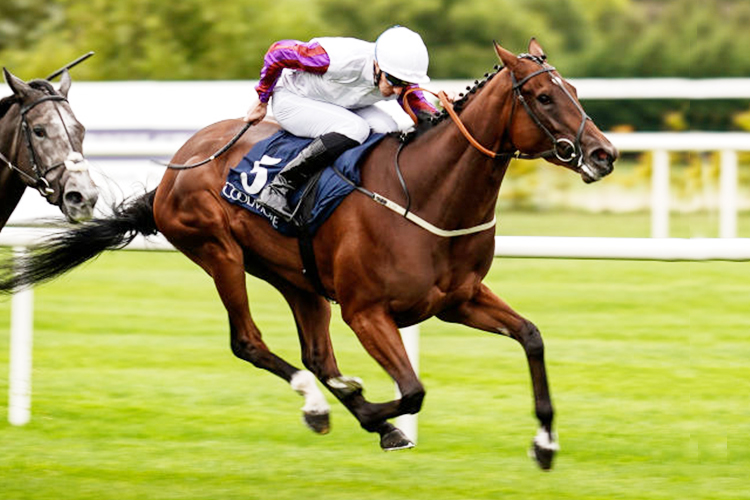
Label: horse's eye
xmin=33 ymin=126 xmax=46 ymax=138
xmin=537 ymin=94 xmax=552 ymax=105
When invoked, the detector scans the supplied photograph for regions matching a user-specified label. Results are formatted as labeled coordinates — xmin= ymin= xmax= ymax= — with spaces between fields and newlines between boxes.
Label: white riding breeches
xmin=271 ymin=88 xmax=399 ymax=144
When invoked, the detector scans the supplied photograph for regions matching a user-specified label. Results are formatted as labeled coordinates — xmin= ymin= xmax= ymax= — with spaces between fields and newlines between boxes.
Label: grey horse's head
xmin=3 ymin=68 xmax=98 ymax=222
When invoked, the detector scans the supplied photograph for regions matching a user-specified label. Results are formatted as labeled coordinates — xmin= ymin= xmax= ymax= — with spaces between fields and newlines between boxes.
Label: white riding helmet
xmin=375 ymin=26 xmax=431 ymax=84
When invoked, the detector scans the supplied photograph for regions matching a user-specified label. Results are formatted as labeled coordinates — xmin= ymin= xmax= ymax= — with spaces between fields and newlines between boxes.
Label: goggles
xmin=383 ymin=72 xmax=412 ymax=88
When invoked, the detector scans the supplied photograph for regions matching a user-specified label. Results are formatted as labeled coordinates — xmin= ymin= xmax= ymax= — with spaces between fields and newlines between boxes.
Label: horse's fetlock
xmin=399 ymin=386 xmax=425 ymax=414
xmin=230 ymin=337 xmax=259 ymax=361
xmin=327 ymin=376 xmax=364 ymax=398
xmin=521 ymin=320 xmax=544 ymax=358
xmin=229 ymin=338 xmax=245 ymax=359
xmin=536 ymin=402 xmax=554 ymax=427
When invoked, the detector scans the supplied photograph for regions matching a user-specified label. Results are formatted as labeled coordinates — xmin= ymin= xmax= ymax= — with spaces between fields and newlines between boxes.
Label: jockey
xmin=244 ymin=26 xmax=438 ymax=220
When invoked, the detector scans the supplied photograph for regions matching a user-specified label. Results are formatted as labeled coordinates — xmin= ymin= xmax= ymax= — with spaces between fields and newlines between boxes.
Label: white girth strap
xmin=370 ymin=191 xmax=497 ymax=238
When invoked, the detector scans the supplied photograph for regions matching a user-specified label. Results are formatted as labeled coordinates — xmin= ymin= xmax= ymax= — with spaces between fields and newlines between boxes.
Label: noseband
xmin=1 ymin=93 xmax=86 ymax=198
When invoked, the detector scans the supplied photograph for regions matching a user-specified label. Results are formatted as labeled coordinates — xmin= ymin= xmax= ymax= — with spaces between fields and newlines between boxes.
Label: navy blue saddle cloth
xmin=222 ymin=130 xmax=386 ymax=236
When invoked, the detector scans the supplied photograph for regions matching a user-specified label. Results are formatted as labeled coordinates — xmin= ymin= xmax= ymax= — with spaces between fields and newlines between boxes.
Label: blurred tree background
xmin=1 ymin=0 xmax=748 ymax=130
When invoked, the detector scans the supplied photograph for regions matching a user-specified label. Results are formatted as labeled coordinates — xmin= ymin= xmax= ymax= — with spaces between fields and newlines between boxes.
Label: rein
xmin=159 ymin=59 xmax=587 ymax=238
xmin=0 ymin=149 xmax=41 ymax=187
xmin=403 ymin=87 xmax=500 ymax=158
xmin=158 ymin=122 xmax=252 ymax=169
xmin=402 ymin=57 xmax=590 ymax=166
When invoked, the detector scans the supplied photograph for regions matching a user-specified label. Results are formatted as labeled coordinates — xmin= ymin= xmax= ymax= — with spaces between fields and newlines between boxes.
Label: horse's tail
xmin=0 ymin=190 xmax=158 ymax=294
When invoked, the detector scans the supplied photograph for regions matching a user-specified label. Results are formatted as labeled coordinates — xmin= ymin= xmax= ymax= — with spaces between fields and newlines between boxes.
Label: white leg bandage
xmin=533 ymin=427 xmax=560 ymax=451
xmin=290 ymin=370 xmax=330 ymax=415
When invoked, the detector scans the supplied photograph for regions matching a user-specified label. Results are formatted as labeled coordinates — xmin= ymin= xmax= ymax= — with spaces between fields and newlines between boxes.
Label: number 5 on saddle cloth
xmin=222 ymin=130 xmax=386 ymax=236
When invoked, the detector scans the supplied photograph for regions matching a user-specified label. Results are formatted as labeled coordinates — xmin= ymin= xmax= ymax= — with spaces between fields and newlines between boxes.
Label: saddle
xmin=222 ymin=130 xmax=385 ymax=236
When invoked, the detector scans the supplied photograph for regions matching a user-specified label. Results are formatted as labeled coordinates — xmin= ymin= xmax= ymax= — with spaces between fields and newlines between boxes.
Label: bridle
xmin=404 ymin=55 xmax=590 ymax=167
xmin=507 ymin=55 xmax=590 ymax=166
xmin=1 ymin=93 xmax=87 ymax=198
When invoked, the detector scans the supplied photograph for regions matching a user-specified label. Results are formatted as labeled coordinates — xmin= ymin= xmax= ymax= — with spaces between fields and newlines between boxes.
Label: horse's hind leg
xmin=277 ymin=285 xmax=418 ymax=449
xmin=185 ymin=241 xmax=329 ymax=431
xmin=276 ymin=285 xmax=404 ymax=445
xmin=271 ymin=284 xmax=339 ymax=434
xmin=438 ymin=283 xmax=558 ymax=470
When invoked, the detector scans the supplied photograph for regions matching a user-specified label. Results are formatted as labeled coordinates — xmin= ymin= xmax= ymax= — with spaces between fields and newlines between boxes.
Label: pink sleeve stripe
xmin=255 ymin=40 xmax=330 ymax=102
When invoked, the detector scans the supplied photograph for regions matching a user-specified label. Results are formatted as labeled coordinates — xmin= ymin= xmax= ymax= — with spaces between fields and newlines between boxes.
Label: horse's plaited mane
xmin=399 ymin=65 xmax=504 ymax=144
xmin=0 ymin=79 xmax=58 ymax=120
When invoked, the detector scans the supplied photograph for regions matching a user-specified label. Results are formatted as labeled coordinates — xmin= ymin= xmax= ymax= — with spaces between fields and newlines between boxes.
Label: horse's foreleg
xmin=338 ymin=305 xmax=425 ymax=450
xmin=0 ymin=173 xmax=26 ymax=230
xmin=438 ymin=283 xmax=558 ymax=470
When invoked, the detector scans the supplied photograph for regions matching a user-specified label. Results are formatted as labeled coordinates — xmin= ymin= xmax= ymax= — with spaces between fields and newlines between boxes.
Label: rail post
xmin=396 ymin=325 xmax=420 ymax=443
xmin=8 ymin=247 xmax=34 ymax=426
xmin=651 ymin=149 xmax=670 ymax=238
xmin=720 ymin=150 xmax=738 ymax=238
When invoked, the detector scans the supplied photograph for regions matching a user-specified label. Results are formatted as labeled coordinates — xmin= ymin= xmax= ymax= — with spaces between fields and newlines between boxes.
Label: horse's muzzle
xmin=581 ymin=144 xmax=617 ymax=183
xmin=61 ymin=167 xmax=98 ymax=222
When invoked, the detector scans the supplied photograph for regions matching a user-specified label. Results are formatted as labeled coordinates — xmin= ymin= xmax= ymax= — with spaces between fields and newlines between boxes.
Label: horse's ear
xmin=493 ymin=41 xmax=518 ymax=70
xmin=3 ymin=68 xmax=31 ymax=98
xmin=528 ymin=38 xmax=546 ymax=59
xmin=58 ymin=69 xmax=72 ymax=98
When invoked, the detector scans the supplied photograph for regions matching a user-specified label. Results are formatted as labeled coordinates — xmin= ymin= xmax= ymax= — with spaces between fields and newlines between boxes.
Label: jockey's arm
xmin=245 ymin=40 xmax=331 ymax=124
xmin=254 ymin=40 xmax=331 ymax=103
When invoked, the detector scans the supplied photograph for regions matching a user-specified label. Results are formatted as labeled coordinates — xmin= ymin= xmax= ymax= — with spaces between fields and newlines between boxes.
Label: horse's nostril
xmin=65 ymin=191 xmax=83 ymax=206
xmin=592 ymin=148 xmax=614 ymax=166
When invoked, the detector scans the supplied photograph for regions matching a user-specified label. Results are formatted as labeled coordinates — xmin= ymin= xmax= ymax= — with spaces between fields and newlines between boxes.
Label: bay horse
xmin=0 ymin=40 xmax=616 ymax=469
xmin=0 ymin=68 xmax=97 ymax=231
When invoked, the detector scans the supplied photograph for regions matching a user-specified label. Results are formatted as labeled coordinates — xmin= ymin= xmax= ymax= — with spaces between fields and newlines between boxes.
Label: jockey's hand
xmin=441 ymin=90 xmax=458 ymax=103
xmin=415 ymin=110 xmax=437 ymax=124
xmin=244 ymin=100 xmax=268 ymax=125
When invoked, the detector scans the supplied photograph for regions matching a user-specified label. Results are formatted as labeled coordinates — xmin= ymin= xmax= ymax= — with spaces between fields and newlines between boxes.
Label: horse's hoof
xmin=528 ymin=428 xmax=558 ymax=470
xmin=530 ymin=441 xmax=556 ymax=470
xmin=303 ymin=411 xmax=330 ymax=434
xmin=380 ymin=428 xmax=415 ymax=451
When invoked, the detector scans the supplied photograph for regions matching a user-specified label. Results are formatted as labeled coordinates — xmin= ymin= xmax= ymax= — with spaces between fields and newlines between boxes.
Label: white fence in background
xmin=604 ymin=132 xmax=750 ymax=238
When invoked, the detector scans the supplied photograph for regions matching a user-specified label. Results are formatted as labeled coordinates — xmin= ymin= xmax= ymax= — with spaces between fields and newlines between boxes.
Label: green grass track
xmin=0 ymin=249 xmax=747 ymax=499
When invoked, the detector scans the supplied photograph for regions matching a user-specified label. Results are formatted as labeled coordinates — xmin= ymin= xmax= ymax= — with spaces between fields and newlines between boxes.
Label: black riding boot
xmin=257 ymin=132 xmax=358 ymax=220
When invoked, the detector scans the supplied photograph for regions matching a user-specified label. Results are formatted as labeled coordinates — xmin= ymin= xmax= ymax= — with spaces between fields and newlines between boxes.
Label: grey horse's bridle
xmin=1 ymin=93 xmax=86 ymax=198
